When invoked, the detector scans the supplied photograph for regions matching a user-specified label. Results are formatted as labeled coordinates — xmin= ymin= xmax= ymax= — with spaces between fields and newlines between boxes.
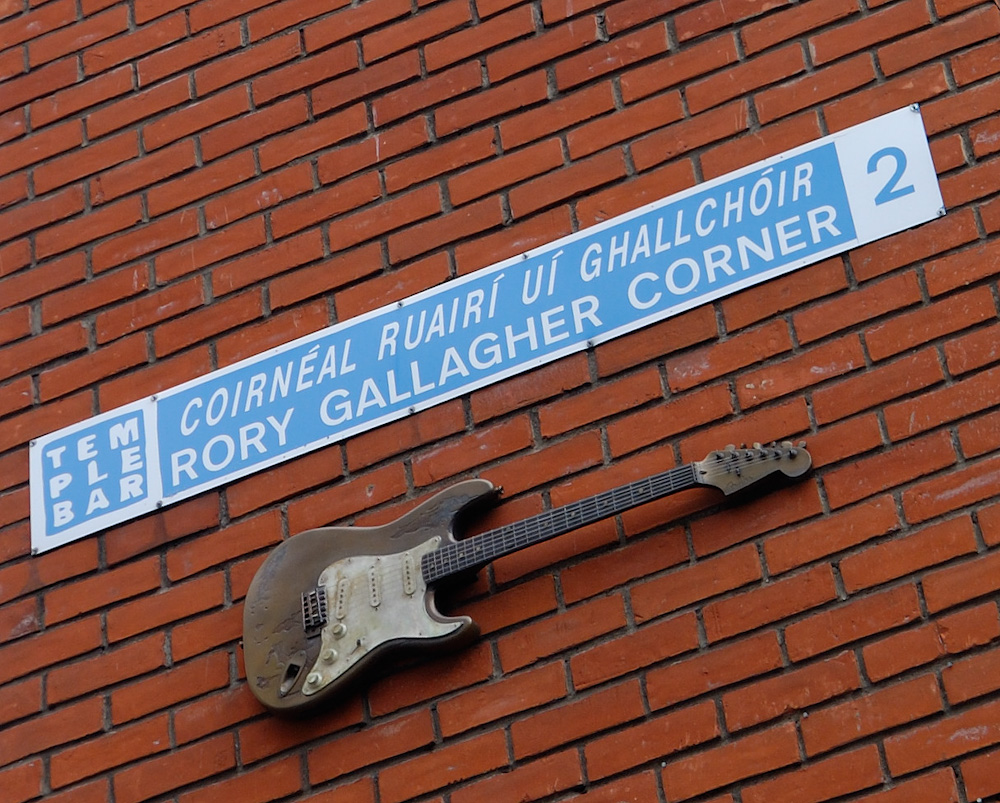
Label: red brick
xmin=737 ymin=335 xmax=865 ymax=409
xmin=313 ymin=51 xmax=422 ymax=117
xmin=438 ymin=660 xmax=566 ymax=736
xmin=743 ymin=0 xmax=858 ymax=54
xmin=171 ymin=605 xmax=243 ymax=662
xmin=703 ymin=562 xmax=836 ymax=643
xmin=112 ymin=651 xmax=230 ymax=724
xmin=202 ymin=95 xmax=310 ymax=162
xmin=632 ymin=100 xmax=750 ymax=171
xmin=167 ymin=511 xmax=280 ymax=581
xmin=952 ymin=32 xmax=1000 ymax=85
xmin=785 ymin=583 xmax=923 ymax=662
xmin=694 ymin=45 xmax=807 ymax=116
xmin=500 ymin=82 xmax=616 ymax=150
xmin=924 ymin=74 xmax=1000 ymax=135
xmin=811 ymin=0 xmax=932 ymax=65
xmin=823 ymin=429 xmax=956 ymax=510
xmin=252 ymin=42 xmax=357 ymax=106
xmin=763 ymin=495 xmax=900 ymax=575
xmin=388 ymin=195 xmax=505 ymax=262
xmin=471 ymin=352 xmax=590 ymax=424
xmin=31 ymin=64 xmax=133 ymax=129
xmin=82 ymin=12 xmax=186 ymax=74
xmin=367 ymin=643 xmax=494 ymax=717
xmin=302 ymin=0 xmax=408 ymax=50
xmin=884 ymin=4 xmax=1000 ymax=76
xmin=173 ymin=685 xmax=262 ymax=745
xmin=213 ymin=300 xmax=329 ymax=367
xmin=427 ymin=5 xmax=535 ymax=72
xmin=488 ymin=15 xmax=597 ymax=83
xmin=511 ymin=679 xmax=644 ymax=758
xmin=558 ymin=522 xmax=688 ymax=604
xmin=0 ymin=392 xmax=93 ymax=455
xmin=852 ymin=769 xmax=960 ymax=803
xmin=0 ymin=759 xmax=42 ymax=803
xmin=0 ymin=252 xmax=87 ymax=310
xmin=922 ymin=541 xmax=1000 ymax=613
xmin=693 ymin=0 xmax=795 ymax=37
xmin=556 ymin=23 xmax=668 ymax=90
xmin=435 ymin=69 xmax=547 ymax=136
xmin=37 ymin=196 xmax=144 ymax=260
xmin=104 ymin=493 xmax=220 ymax=565
xmin=795 ymin=270 xmax=922 ymax=345
xmin=570 ymin=611 xmax=701 ymax=690
xmin=331 ymin=249 xmax=444 ymax=320
xmin=206 ymin=162 xmax=315 ymax=230
xmin=963 ymin=745 xmax=1000 ymax=799
xmin=411 ymin=414 xmax=532 ymax=487
xmin=0 ymin=184 xmax=85 ymax=245
xmin=887 ymin=364 xmax=1000 ymax=443
xmin=812 ymin=348 xmax=944 ymax=425
xmin=0 ymin=696 xmax=104 ymax=766
xmin=113 ymin=733 xmax=236 ymax=803
xmin=884 ymin=696 xmax=1000 ymax=776
xmin=647 ymin=631 xmax=784 ymax=711
xmin=378 ymin=730 xmax=508 ymax=803
xmin=567 ymin=91 xmax=684 ymax=160
xmin=196 ymin=31 xmax=302 ymax=95
xmin=724 ymin=650 xmax=861 ymax=731
xmin=173 ymin=219 xmax=282 ymax=290
xmin=285 ymin=461 xmax=408 ymax=533
xmin=744 ymin=745 xmax=883 ymax=803
xmin=824 ymin=62 xmax=951 ymax=133
xmin=457 ymin=750 xmax=583 ymax=803
xmin=106 ymin=572 xmax=225 ymax=642
xmin=0 ymin=320 xmax=88 ymax=382
xmin=844 ymin=515 xmax=978 ymax=592
xmin=510 ymin=148 xmax=626 ymax=218
xmin=52 ymin=714 xmax=171 ymax=788
xmin=154 ymin=288 xmax=264 ymax=357
xmin=0 ymin=594 xmax=39 ymax=644
xmin=384 ymin=126 xmax=496 ymax=194
xmin=632 ymin=543 xmax=761 ymax=625
xmin=667 ymin=318 xmax=793 ymax=393
xmin=608 ymin=383 xmax=733 ymax=458
xmin=178 ymin=755 xmax=303 ymax=803
xmin=48 ymin=632 xmax=166 ymax=705
xmin=147 ymin=150 xmax=257 ymax=218
xmin=498 ymin=593 xmax=626 ymax=672
xmin=259 ymin=103 xmax=369 ymax=171
xmin=661 ymin=722 xmax=799 ymax=801
xmin=137 ymin=21 xmax=241 ymax=86
xmin=42 ymin=264 xmax=150 ymax=326
xmin=588 ymin=701 xmax=720 ymax=781
xmin=365 ymin=0 xmax=471 ymax=63
xmin=44 ymin=554 xmax=160 ymax=625
xmin=87 ymin=75 xmax=191 ymax=139
xmin=93 ymin=209 xmax=201 ymax=273
xmin=0 ymin=57 xmax=79 ymax=114
xmin=576 ymin=158 xmax=697 ymax=226
xmin=269 ymin=172 xmax=383 ymax=240
xmin=96 ymin=276 xmax=204 ymax=344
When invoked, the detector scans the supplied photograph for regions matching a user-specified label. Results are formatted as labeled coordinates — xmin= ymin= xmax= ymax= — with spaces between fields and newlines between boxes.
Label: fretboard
xmin=421 ymin=462 xmax=698 ymax=584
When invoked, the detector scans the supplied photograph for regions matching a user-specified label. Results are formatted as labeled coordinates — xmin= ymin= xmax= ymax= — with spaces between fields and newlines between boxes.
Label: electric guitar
xmin=242 ymin=442 xmax=811 ymax=713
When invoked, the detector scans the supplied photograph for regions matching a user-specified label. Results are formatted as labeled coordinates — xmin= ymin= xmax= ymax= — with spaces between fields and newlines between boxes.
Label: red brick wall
xmin=3 ymin=0 xmax=1000 ymax=800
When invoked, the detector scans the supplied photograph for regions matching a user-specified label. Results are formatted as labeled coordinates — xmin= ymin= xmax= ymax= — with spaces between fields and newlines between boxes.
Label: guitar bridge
xmin=301 ymin=587 xmax=328 ymax=636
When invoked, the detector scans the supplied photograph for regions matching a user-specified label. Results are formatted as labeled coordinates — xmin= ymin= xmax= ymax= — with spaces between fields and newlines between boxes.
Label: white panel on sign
xmin=28 ymin=106 xmax=943 ymax=553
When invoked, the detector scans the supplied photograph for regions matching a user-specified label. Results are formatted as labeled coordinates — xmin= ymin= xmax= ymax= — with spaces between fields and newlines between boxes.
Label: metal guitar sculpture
xmin=242 ymin=442 xmax=811 ymax=714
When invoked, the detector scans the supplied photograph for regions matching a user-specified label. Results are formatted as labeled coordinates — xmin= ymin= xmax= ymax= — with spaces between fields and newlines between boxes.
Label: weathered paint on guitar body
xmin=242 ymin=479 xmax=497 ymax=714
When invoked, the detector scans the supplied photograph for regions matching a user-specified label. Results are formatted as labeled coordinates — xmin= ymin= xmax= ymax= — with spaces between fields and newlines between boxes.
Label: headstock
xmin=694 ymin=441 xmax=812 ymax=496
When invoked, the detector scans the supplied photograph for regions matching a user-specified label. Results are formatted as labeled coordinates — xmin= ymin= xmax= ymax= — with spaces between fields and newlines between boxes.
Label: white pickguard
xmin=300 ymin=536 xmax=462 ymax=696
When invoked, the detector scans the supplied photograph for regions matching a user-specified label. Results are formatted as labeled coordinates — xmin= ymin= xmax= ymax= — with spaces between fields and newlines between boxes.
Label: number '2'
xmin=867 ymin=147 xmax=915 ymax=205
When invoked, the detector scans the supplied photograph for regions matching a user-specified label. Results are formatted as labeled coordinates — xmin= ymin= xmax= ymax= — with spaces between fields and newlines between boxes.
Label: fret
xmin=422 ymin=463 xmax=699 ymax=584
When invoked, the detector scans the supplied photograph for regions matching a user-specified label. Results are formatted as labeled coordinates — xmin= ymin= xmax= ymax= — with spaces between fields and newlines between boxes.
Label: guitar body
xmin=242 ymin=441 xmax=811 ymax=715
xmin=242 ymin=479 xmax=498 ymax=714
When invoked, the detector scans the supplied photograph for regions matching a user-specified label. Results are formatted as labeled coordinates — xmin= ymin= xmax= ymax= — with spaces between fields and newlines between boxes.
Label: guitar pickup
xmin=301 ymin=587 xmax=328 ymax=636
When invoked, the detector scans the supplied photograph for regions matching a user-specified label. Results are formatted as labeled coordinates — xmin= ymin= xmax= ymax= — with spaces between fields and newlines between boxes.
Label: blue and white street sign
xmin=29 ymin=106 xmax=944 ymax=552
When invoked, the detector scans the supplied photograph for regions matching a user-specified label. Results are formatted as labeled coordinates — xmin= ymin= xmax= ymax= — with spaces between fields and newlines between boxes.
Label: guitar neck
xmin=421 ymin=462 xmax=698 ymax=584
